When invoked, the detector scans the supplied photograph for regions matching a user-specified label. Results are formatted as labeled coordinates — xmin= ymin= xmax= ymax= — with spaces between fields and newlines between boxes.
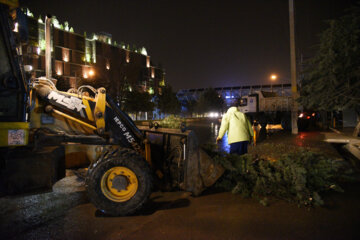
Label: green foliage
xmin=156 ymin=115 xmax=184 ymax=129
xmin=203 ymin=144 xmax=352 ymax=207
xmin=123 ymin=90 xmax=154 ymax=119
xmin=298 ymin=5 xmax=360 ymax=112
xmin=195 ymin=88 xmax=224 ymax=114
xmin=156 ymin=85 xmax=181 ymax=115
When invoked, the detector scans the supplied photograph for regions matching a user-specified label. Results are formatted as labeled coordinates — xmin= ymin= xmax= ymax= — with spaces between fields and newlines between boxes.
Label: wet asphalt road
xmin=4 ymin=182 xmax=360 ymax=240
xmin=1 ymin=121 xmax=360 ymax=240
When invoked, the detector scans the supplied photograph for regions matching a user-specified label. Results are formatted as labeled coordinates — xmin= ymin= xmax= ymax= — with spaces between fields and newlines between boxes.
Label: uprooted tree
xmin=298 ymin=4 xmax=360 ymax=136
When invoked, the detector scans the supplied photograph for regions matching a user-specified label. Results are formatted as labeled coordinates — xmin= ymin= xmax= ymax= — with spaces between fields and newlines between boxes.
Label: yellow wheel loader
xmin=0 ymin=3 xmax=223 ymax=216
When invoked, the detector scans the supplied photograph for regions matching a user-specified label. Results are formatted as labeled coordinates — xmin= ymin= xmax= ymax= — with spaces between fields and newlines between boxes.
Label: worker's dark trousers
xmin=230 ymin=141 xmax=249 ymax=155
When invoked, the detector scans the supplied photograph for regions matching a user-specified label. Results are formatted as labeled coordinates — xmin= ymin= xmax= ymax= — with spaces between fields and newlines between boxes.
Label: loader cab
xmin=0 ymin=3 xmax=28 ymax=123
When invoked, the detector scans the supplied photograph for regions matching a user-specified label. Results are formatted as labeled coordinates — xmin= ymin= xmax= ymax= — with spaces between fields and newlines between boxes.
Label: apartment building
xmin=21 ymin=9 xmax=165 ymax=101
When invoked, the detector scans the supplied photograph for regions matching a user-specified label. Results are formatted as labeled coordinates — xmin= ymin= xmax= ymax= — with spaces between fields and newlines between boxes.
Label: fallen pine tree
xmin=202 ymin=143 xmax=355 ymax=207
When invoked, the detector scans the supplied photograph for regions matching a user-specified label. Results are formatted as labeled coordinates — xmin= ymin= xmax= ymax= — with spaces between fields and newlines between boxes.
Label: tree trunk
xmin=353 ymin=110 xmax=360 ymax=137
xmin=353 ymin=120 xmax=360 ymax=137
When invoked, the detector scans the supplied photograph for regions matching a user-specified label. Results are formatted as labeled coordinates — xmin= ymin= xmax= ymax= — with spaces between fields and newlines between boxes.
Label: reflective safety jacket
xmin=218 ymin=106 xmax=254 ymax=144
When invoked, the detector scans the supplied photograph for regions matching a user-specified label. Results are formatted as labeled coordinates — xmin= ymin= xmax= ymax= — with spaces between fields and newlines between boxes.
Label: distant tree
xmin=123 ymin=90 xmax=154 ymax=120
xmin=298 ymin=5 xmax=360 ymax=136
xmin=156 ymin=85 xmax=181 ymax=115
xmin=195 ymin=88 xmax=224 ymax=114
xmin=183 ymin=99 xmax=197 ymax=117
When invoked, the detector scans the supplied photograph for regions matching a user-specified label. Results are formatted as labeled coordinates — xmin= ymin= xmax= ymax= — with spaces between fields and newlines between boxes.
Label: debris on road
xmin=203 ymin=143 xmax=356 ymax=207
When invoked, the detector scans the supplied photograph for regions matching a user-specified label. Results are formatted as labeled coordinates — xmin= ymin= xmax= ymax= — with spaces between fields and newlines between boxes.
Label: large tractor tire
xmin=86 ymin=148 xmax=152 ymax=216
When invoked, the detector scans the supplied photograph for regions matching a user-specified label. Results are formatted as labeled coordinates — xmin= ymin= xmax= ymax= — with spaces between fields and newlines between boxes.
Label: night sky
xmin=20 ymin=0 xmax=357 ymax=90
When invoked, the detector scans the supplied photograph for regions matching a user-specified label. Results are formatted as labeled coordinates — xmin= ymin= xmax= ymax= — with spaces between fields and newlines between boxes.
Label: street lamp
xmin=88 ymin=69 xmax=95 ymax=77
xmin=270 ymin=74 xmax=278 ymax=81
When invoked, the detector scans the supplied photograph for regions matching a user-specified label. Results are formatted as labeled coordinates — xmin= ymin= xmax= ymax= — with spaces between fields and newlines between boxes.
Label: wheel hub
xmin=111 ymin=175 xmax=128 ymax=192
xmin=100 ymin=166 xmax=139 ymax=202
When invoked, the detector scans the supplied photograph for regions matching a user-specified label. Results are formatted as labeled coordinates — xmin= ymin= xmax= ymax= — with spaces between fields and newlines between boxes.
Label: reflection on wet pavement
xmin=188 ymin=120 xmax=230 ymax=153
xmin=187 ymin=120 xmax=340 ymax=157
xmin=188 ymin=120 xmax=283 ymax=153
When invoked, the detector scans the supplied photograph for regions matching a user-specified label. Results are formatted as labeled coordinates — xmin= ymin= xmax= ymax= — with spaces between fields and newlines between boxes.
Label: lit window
xmin=146 ymin=56 xmax=150 ymax=68
xmin=13 ymin=22 xmax=18 ymax=32
xmin=151 ymin=67 xmax=155 ymax=79
xmin=125 ymin=50 xmax=130 ymax=63
xmin=85 ymin=53 xmax=91 ymax=62
xmin=39 ymin=39 xmax=46 ymax=50
xmin=55 ymin=61 xmax=63 ymax=76
xmin=82 ymin=66 xmax=91 ymax=79
xmin=62 ymin=48 xmax=69 ymax=62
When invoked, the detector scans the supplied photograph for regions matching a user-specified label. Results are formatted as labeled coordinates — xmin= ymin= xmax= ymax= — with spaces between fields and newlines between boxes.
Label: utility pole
xmin=45 ymin=15 xmax=52 ymax=80
xmin=289 ymin=0 xmax=298 ymax=134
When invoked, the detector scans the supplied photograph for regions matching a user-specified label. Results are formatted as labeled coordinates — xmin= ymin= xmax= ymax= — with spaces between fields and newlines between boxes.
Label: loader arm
xmin=33 ymin=83 xmax=145 ymax=154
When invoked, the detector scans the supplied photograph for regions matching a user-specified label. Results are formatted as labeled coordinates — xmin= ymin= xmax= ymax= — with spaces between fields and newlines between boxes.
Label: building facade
xmin=21 ymin=9 xmax=165 ymax=102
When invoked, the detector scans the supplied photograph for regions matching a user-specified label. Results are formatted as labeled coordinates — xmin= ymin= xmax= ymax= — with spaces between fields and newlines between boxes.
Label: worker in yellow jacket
xmin=216 ymin=103 xmax=254 ymax=155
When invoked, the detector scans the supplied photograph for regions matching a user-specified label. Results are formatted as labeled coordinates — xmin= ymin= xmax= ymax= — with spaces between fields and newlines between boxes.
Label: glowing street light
xmin=88 ymin=69 xmax=95 ymax=77
xmin=270 ymin=74 xmax=278 ymax=81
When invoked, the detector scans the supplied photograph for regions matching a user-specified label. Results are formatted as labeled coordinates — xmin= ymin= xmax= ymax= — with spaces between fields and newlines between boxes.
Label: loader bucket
xmin=139 ymin=127 xmax=225 ymax=196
